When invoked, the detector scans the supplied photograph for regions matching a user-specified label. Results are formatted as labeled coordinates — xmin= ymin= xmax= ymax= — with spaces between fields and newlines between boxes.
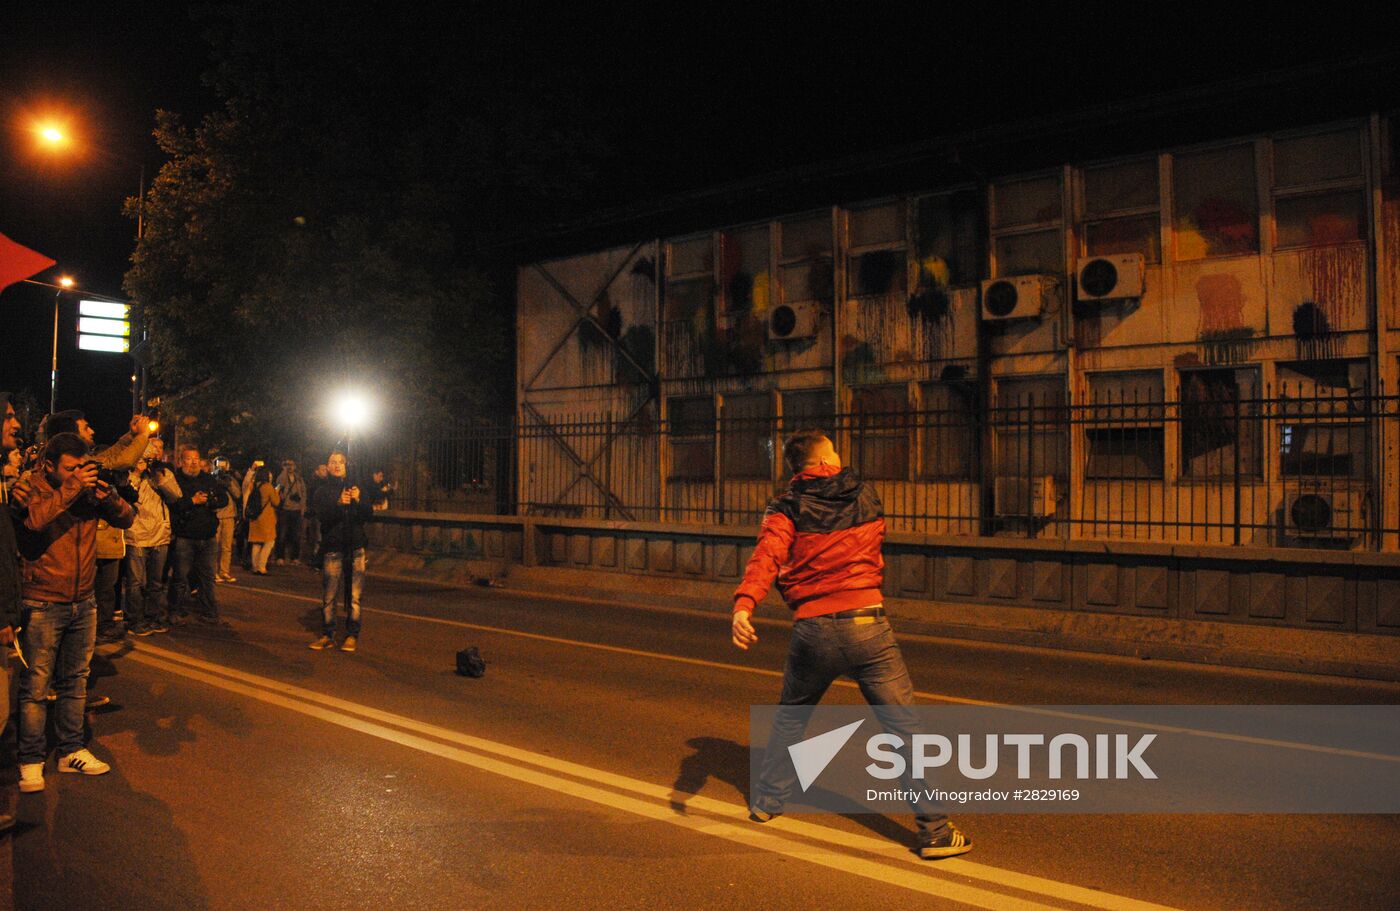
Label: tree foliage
xmin=125 ymin=4 xmax=603 ymax=457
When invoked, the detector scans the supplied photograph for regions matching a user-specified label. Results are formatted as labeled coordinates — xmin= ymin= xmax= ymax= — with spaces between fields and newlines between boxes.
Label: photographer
xmin=274 ymin=459 xmax=306 ymax=565
xmin=211 ymin=457 xmax=241 ymax=583
xmin=369 ymin=469 xmax=394 ymax=512
xmin=308 ymin=450 xmax=372 ymax=653
xmin=12 ymin=432 xmax=134 ymax=793
xmin=124 ymin=448 xmax=182 ymax=636
xmin=168 ymin=445 xmax=229 ymax=626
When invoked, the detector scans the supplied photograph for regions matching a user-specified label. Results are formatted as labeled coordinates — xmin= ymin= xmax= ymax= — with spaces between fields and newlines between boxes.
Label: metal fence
xmin=361 ymin=387 xmax=1400 ymax=551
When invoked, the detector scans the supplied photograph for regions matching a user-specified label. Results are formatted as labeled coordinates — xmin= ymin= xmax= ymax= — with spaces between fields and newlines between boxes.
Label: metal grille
xmin=363 ymin=387 xmax=1400 ymax=551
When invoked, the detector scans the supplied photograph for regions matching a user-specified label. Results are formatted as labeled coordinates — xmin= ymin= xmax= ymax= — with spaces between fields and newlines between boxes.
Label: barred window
xmin=721 ymin=393 xmax=774 ymax=481
xmin=1084 ymin=371 xmax=1165 ymax=480
xmin=1277 ymin=360 xmax=1369 ymax=479
xmin=918 ymin=382 xmax=975 ymax=480
xmin=994 ymin=377 xmax=1068 ymax=479
xmin=667 ymin=395 xmax=714 ymax=480
xmin=1179 ymin=368 xmax=1262 ymax=478
xmin=850 ymin=384 xmax=910 ymax=480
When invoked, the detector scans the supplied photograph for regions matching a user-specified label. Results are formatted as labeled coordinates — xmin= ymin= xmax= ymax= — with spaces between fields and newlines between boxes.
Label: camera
xmin=81 ymin=460 xmax=126 ymax=487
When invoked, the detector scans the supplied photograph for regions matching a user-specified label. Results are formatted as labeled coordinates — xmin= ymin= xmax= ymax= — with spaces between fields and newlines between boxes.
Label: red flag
xmin=0 ymin=233 xmax=57 ymax=293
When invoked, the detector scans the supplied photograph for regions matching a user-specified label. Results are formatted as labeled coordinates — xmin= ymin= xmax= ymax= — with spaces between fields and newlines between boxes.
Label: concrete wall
xmin=365 ymin=510 xmax=1400 ymax=638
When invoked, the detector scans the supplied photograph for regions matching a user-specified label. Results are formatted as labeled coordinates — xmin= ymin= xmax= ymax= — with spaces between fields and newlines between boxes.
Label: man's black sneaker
xmin=917 ymin=823 xmax=972 ymax=859
xmin=131 ymin=623 xmax=157 ymax=637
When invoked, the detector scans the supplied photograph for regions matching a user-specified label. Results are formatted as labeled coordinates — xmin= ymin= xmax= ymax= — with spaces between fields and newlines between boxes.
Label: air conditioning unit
xmin=994 ymin=475 xmax=1057 ymax=517
xmin=1285 ymin=487 xmax=1365 ymax=540
xmin=981 ymin=275 xmax=1052 ymax=321
xmin=768 ymin=301 xmax=819 ymax=341
xmin=1076 ymin=254 xmax=1145 ymax=303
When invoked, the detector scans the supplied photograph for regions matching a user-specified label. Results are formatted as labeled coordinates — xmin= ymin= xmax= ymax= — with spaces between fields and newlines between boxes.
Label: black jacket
xmin=171 ymin=470 xmax=229 ymax=540
xmin=313 ymin=478 xmax=373 ymax=553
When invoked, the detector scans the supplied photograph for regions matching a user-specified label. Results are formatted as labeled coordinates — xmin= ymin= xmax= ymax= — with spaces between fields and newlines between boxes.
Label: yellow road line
xmin=230 ymin=583 xmax=1400 ymax=764
xmin=130 ymin=641 xmax=1185 ymax=911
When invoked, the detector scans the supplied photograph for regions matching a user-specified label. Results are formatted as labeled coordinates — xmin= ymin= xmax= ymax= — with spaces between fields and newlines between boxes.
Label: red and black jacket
xmin=733 ymin=464 xmax=885 ymax=619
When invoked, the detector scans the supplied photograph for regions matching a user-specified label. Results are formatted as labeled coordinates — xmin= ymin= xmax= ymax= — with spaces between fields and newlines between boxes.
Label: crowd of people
xmin=0 ymin=393 xmax=391 ymax=829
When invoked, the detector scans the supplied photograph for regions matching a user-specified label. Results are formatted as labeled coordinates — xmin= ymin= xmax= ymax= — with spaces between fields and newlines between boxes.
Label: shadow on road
xmin=668 ymin=735 xmax=913 ymax=847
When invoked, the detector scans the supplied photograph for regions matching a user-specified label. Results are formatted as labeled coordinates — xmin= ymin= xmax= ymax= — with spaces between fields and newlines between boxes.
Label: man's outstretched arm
xmin=730 ymin=509 xmax=794 ymax=650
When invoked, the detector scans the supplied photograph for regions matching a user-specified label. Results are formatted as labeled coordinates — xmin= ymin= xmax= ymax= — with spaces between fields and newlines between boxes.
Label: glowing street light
xmin=50 ymin=275 xmax=77 ymax=413
xmin=334 ymin=391 xmax=372 ymax=430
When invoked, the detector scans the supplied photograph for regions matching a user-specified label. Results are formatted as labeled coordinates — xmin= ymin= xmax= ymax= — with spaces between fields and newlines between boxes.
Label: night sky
xmin=2 ymin=3 xmax=1395 ymax=439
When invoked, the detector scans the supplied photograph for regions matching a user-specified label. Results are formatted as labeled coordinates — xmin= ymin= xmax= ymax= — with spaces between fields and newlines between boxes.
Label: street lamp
xmin=51 ymin=275 xmax=75 ymax=414
xmin=34 ymin=117 xmax=149 ymax=411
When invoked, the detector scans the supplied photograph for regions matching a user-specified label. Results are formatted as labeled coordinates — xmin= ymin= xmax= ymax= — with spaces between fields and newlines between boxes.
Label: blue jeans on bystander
xmin=320 ymin=547 xmax=365 ymax=636
xmin=18 ymin=597 xmax=98 ymax=763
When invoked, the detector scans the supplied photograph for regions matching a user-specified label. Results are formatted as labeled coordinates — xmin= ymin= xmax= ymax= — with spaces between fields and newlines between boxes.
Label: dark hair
xmin=43 ymin=431 xmax=89 ymax=464
xmin=254 ymin=466 xmax=273 ymax=486
xmin=42 ymin=410 xmax=84 ymax=440
xmin=783 ymin=429 xmax=831 ymax=474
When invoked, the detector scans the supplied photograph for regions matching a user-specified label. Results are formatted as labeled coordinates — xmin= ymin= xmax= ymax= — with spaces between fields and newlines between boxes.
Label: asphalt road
xmin=4 ymin=567 xmax=1399 ymax=910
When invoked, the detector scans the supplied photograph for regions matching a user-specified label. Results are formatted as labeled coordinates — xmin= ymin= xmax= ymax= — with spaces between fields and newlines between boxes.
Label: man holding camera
xmin=11 ymin=432 xmax=135 ymax=792
xmin=274 ymin=459 xmax=307 ymax=565
xmin=124 ymin=446 xmax=183 ymax=635
xmin=309 ymin=450 xmax=372 ymax=652
xmin=168 ymin=445 xmax=229 ymax=626
xmin=211 ymin=457 xmax=241 ymax=583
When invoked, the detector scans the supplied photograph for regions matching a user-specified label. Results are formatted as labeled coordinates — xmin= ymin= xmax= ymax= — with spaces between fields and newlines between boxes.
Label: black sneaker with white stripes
xmin=917 ymin=822 xmax=972 ymax=859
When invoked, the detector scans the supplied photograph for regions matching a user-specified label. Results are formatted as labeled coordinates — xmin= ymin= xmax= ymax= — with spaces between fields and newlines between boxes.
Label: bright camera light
xmin=334 ymin=392 xmax=372 ymax=428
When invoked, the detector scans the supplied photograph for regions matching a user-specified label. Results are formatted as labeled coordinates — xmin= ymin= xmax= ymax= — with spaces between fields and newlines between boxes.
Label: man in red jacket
xmin=731 ymin=429 xmax=971 ymax=859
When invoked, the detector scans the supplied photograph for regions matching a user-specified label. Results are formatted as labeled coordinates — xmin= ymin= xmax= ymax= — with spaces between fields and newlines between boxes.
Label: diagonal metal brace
xmin=522 ymin=401 xmax=635 ymax=520
xmin=547 ymin=394 xmax=656 ymax=512
xmin=523 ymin=242 xmax=656 ymax=393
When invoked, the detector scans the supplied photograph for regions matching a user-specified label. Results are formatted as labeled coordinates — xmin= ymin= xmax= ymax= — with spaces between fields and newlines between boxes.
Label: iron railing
xmin=356 ymin=387 xmax=1400 ymax=551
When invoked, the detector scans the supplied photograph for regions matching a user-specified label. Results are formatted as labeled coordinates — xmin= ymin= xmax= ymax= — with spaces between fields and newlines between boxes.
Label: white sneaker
xmin=58 ymin=748 xmax=111 ymax=776
xmin=19 ymin=763 xmax=44 ymax=793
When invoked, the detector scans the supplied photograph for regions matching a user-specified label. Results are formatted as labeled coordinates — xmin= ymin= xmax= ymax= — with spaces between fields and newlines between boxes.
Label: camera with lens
xmin=81 ymin=460 xmax=127 ymax=487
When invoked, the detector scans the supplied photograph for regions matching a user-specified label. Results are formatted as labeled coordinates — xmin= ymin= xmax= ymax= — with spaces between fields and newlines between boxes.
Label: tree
xmin=125 ymin=3 xmax=604 ymax=457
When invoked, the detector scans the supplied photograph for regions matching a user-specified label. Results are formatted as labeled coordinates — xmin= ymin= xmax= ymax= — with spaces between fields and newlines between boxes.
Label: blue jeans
xmin=320 ymin=548 xmax=365 ymax=636
xmin=124 ymin=544 xmax=169 ymax=626
xmin=171 ymin=536 xmax=219 ymax=618
xmin=753 ymin=614 xmax=948 ymax=835
xmin=18 ymin=597 xmax=98 ymax=763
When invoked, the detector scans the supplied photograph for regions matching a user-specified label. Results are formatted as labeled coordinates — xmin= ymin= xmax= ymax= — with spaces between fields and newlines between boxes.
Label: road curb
xmin=360 ymin=555 xmax=1400 ymax=683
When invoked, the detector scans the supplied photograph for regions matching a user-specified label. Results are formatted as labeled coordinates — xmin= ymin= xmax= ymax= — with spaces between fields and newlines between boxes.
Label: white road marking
xmin=232 ymin=583 xmax=1400 ymax=764
xmin=130 ymin=641 xmax=1186 ymax=911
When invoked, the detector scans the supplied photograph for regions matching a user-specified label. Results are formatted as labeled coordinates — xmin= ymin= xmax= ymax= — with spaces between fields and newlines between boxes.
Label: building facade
xmin=518 ymin=110 xmax=1400 ymax=553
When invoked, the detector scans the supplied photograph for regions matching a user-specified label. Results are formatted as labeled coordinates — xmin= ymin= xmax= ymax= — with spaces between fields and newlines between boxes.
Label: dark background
xmin=2 ymin=2 xmax=1396 ymax=440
